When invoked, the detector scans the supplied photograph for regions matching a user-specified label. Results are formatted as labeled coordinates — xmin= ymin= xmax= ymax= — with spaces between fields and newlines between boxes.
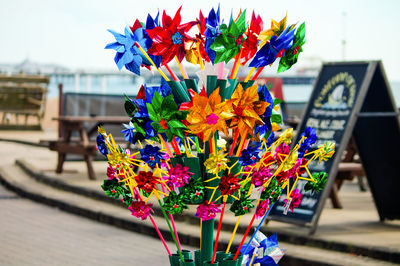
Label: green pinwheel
xmin=101 ymin=179 xmax=132 ymax=206
xmin=210 ymin=10 xmax=248 ymax=63
xmin=278 ymin=22 xmax=306 ymax=73
xmin=230 ymin=195 xmax=254 ymax=216
xmin=304 ymin=172 xmax=327 ymax=193
xmin=260 ymin=177 xmax=282 ymax=204
xmin=162 ymin=191 xmax=188 ymax=215
xmin=146 ymin=91 xmax=188 ymax=141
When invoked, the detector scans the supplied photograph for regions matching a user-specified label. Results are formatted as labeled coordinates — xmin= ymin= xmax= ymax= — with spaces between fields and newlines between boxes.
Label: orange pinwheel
xmin=229 ymin=84 xmax=269 ymax=137
xmin=186 ymin=88 xmax=233 ymax=141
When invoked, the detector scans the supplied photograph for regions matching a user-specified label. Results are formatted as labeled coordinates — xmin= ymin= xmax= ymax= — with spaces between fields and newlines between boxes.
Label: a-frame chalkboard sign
xmin=269 ymin=61 xmax=400 ymax=234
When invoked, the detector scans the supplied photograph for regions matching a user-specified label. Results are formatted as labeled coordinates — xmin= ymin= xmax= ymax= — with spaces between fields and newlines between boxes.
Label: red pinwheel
xmin=240 ymin=11 xmax=263 ymax=65
xmin=147 ymin=7 xmax=196 ymax=65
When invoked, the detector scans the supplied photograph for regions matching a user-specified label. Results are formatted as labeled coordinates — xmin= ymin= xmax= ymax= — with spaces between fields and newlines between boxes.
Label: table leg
xmin=329 ymin=182 xmax=343 ymax=209
xmin=56 ymin=153 xmax=66 ymax=173
xmin=84 ymin=155 xmax=96 ymax=180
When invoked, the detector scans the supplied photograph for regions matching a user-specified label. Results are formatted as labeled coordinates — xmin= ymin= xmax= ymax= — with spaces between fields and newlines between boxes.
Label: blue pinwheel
xmin=204 ymin=6 xmax=221 ymax=63
xmin=105 ymin=26 xmax=152 ymax=75
xmin=255 ymin=84 xmax=274 ymax=139
xmin=249 ymin=26 xmax=296 ymax=68
xmin=298 ymin=127 xmax=317 ymax=158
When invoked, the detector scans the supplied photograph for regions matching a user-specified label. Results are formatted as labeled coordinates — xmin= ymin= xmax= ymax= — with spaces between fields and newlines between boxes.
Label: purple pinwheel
xmin=249 ymin=26 xmax=296 ymax=68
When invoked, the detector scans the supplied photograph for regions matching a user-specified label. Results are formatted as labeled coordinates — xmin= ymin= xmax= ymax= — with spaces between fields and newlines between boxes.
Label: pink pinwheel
xmin=255 ymin=199 xmax=270 ymax=219
xmin=195 ymin=201 xmax=221 ymax=220
xmin=128 ymin=200 xmax=154 ymax=220
xmin=283 ymin=189 xmax=303 ymax=212
xmin=167 ymin=163 xmax=194 ymax=188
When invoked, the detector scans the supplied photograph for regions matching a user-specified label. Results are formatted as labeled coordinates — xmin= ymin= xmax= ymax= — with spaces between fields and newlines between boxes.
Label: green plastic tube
xmin=200 ymin=219 xmax=214 ymax=264
xmin=168 ymin=80 xmax=191 ymax=103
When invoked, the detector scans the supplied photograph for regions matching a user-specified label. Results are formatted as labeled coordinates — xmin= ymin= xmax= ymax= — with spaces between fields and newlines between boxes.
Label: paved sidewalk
xmin=0 ymin=184 xmax=181 ymax=266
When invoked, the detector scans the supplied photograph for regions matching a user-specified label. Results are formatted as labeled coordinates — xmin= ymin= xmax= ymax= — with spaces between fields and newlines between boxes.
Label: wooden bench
xmin=0 ymin=74 xmax=49 ymax=130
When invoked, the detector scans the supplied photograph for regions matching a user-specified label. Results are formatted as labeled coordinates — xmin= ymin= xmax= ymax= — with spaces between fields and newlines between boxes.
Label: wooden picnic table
xmin=49 ymin=116 xmax=130 ymax=180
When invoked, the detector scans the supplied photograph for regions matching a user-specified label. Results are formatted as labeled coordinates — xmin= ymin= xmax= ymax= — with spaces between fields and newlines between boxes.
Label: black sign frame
xmin=268 ymin=61 xmax=400 ymax=234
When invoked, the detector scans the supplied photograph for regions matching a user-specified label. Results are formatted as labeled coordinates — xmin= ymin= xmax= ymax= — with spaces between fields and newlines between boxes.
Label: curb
xmin=0 ymin=138 xmax=48 ymax=148
xmin=15 ymin=159 xmax=400 ymax=264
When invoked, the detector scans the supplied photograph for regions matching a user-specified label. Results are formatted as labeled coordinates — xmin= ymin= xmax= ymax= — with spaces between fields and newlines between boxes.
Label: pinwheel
xmin=100 ymin=6 xmax=335 ymax=266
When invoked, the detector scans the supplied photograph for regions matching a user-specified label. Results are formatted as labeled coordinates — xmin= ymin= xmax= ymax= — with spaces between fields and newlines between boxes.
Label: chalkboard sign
xmin=269 ymin=61 xmax=400 ymax=233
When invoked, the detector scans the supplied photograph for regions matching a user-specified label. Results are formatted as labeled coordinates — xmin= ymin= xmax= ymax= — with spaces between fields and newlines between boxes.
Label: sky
xmin=1 ymin=0 xmax=400 ymax=80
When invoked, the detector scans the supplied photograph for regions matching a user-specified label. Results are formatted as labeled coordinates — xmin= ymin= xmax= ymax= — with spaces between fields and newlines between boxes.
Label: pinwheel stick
xmin=229 ymin=128 xmax=240 ymax=156
xmin=249 ymin=253 xmax=257 ymax=266
xmin=242 ymin=202 xmax=276 ymax=257
xmin=175 ymin=56 xmax=188 ymax=79
xmin=235 ymin=130 xmax=248 ymax=157
xmin=230 ymin=49 xmax=243 ymax=79
xmin=218 ymin=62 xmax=225 ymax=79
xmin=134 ymin=42 xmax=170 ymax=81
xmin=158 ymin=134 xmax=173 ymax=158
xmin=251 ymin=67 xmax=265 ymax=80
xmin=171 ymin=137 xmax=182 ymax=155
xmin=226 ymin=215 xmax=242 ymax=253
xmin=211 ymin=196 xmax=227 ymax=263
xmin=149 ymin=216 xmax=172 ymax=256
xmin=132 ymin=186 xmax=171 ymax=256
xmin=165 ymin=65 xmax=180 ymax=81
xmin=244 ymin=67 xmax=255 ymax=82
xmin=157 ymin=198 xmax=185 ymax=262
xmin=233 ymin=211 xmax=257 ymax=260
xmin=169 ymin=214 xmax=182 ymax=251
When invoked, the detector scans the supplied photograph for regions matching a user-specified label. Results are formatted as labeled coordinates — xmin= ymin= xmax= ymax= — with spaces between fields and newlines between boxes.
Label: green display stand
xmin=200 ymin=219 xmax=214 ymax=264
xmin=182 ymin=249 xmax=193 ymax=260
xmin=239 ymin=80 xmax=255 ymax=90
xmin=215 ymin=251 xmax=231 ymax=263
xmin=184 ymin=157 xmax=202 ymax=181
xmin=203 ymin=261 xmax=219 ymax=266
xmin=206 ymin=76 xmax=218 ymax=97
xmin=185 ymin=79 xmax=199 ymax=93
xmin=216 ymin=79 xmax=227 ymax=100
xmin=170 ymin=155 xmax=185 ymax=167
xmin=169 ymin=254 xmax=182 ymax=266
xmin=221 ymin=79 xmax=239 ymax=100
xmin=194 ymin=249 xmax=202 ymax=266
xmin=219 ymin=258 xmax=239 ymax=266
xmin=168 ymin=80 xmax=191 ymax=103
xmin=180 ymin=259 xmax=195 ymax=266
